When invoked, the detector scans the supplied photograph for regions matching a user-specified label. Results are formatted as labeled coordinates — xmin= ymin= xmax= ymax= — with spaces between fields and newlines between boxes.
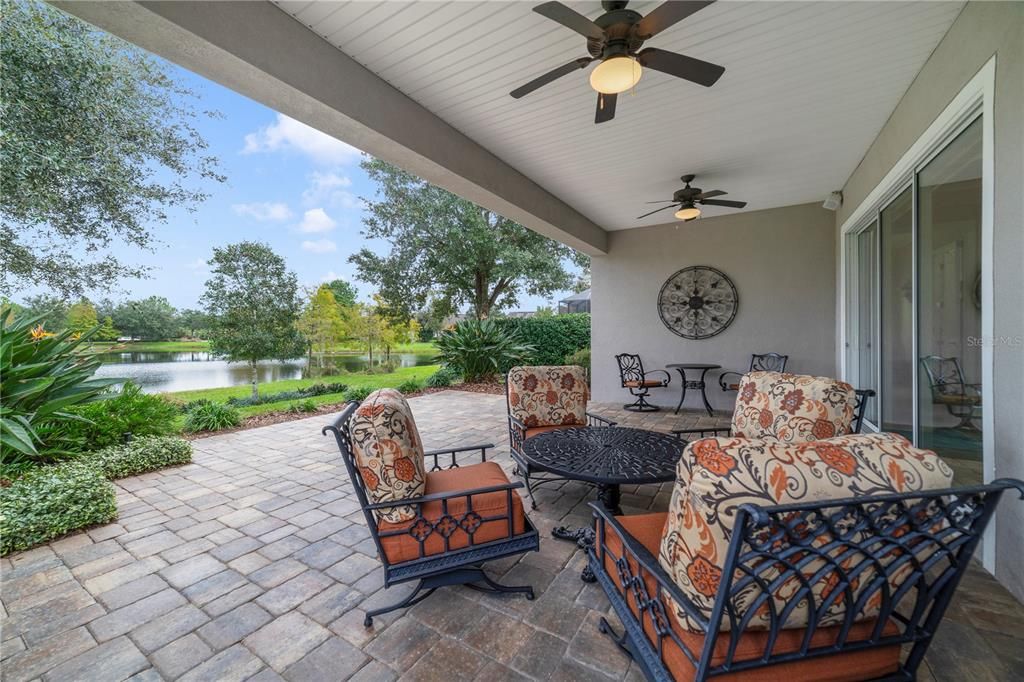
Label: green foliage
xmin=326 ymin=279 xmax=358 ymax=308
xmin=343 ymin=385 xmax=375 ymax=403
xmin=425 ymin=366 xmax=460 ymax=387
xmin=90 ymin=436 xmax=192 ymax=480
xmin=297 ymin=285 xmax=346 ymax=365
xmin=494 ymin=314 xmax=590 ymax=366
xmin=286 ymin=399 xmax=318 ymax=414
xmin=396 ymin=379 xmax=423 ymax=394
xmin=45 ymin=382 xmax=179 ymax=452
xmin=66 ymin=300 xmax=98 ymax=334
xmin=434 ymin=319 xmax=533 ymax=382
xmin=19 ymin=295 xmax=69 ymax=331
xmin=1 ymin=306 xmax=119 ymax=468
xmin=202 ymin=242 xmax=304 ymax=399
xmin=112 ymin=297 xmax=179 ymax=340
xmin=96 ymin=316 xmax=120 ymax=342
xmin=0 ymin=0 xmax=223 ymax=298
xmin=0 ymin=462 xmax=117 ymax=555
xmin=351 ymin=158 xmax=585 ymax=320
xmin=225 ymin=382 xmax=347 ymax=408
xmin=177 ymin=308 xmax=211 ymax=338
xmin=183 ymin=401 xmax=241 ymax=433
xmin=565 ymin=347 xmax=592 ymax=383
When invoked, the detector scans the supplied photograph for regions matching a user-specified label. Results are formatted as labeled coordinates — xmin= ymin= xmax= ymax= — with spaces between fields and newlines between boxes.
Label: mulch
xmin=183 ymin=382 xmax=505 ymax=439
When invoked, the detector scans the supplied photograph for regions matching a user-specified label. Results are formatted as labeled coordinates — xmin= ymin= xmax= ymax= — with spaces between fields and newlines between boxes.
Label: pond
xmin=93 ymin=351 xmax=437 ymax=394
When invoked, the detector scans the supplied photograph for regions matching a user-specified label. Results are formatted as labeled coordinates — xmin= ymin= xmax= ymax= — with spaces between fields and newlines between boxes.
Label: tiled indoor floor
xmin=1 ymin=391 xmax=1019 ymax=681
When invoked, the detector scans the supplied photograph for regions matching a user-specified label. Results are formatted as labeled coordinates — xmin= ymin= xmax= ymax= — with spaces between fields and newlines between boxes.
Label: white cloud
xmin=302 ymin=171 xmax=362 ymax=209
xmin=231 ymin=202 xmax=293 ymax=222
xmin=296 ymin=208 xmax=337 ymax=234
xmin=301 ymin=239 xmax=337 ymax=254
xmin=185 ymin=258 xmax=207 ymax=272
xmin=242 ymin=114 xmax=362 ymax=166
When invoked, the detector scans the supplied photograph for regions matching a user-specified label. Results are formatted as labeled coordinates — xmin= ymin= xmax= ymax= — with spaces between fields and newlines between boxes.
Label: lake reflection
xmin=93 ymin=351 xmax=436 ymax=394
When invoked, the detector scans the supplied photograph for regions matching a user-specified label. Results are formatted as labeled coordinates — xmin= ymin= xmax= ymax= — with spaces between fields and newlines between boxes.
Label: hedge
xmin=91 ymin=436 xmax=193 ymax=479
xmin=494 ymin=314 xmax=590 ymax=367
xmin=0 ymin=463 xmax=117 ymax=555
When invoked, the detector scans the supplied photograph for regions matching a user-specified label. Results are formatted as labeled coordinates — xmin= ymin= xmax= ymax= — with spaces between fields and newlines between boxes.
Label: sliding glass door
xmin=844 ymin=116 xmax=983 ymax=483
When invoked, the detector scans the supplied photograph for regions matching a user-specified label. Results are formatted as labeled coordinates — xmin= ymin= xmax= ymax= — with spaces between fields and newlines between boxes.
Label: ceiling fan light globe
xmin=675 ymin=206 xmax=701 ymax=221
xmin=589 ymin=55 xmax=642 ymax=94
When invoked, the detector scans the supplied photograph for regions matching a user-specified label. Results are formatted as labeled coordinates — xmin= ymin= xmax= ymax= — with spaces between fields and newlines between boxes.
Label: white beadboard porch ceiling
xmin=272 ymin=1 xmax=963 ymax=231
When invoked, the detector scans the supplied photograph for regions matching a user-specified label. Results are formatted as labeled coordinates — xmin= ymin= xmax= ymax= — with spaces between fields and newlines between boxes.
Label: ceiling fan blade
xmin=646 ymin=199 xmax=677 ymax=204
xmin=595 ymin=92 xmax=617 ymax=124
xmin=635 ymin=1 xmax=716 ymax=40
xmin=700 ymin=199 xmax=747 ymax=208
xmin=637 ymin=203 xmax=679 ymax=220
xmin=637 ymin=47 xmax=725 ymax=87
xmin=696 ymin=189 xmax=726 ymax=199
xmin=533 ymin=2 xmax=604 ymax=40
xmin=510 ymin=57 xmax=594 ymax=98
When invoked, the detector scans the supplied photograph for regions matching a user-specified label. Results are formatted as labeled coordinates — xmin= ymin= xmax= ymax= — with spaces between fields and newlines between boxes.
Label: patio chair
xmin=673 ymin=371 xmax=875 ymax=444
xmin=920 ymin=355 xmax=982 ymax=430
xmin=718 ymin=352 xmax=789 ymax=392
xmin=589 ymin=430 xmax=1024 ymax=681
xmin=506 ymin=365 xmax=616 ymax=509
xmin=616 ymin=353 xmax=671 ymax=412
xmin=323 ymin=389 xmax=539 ymax=626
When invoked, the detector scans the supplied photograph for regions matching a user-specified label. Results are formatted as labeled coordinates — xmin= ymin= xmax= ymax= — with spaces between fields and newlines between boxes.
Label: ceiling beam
xmin=53 ymin=1 xmax=608 ymax=255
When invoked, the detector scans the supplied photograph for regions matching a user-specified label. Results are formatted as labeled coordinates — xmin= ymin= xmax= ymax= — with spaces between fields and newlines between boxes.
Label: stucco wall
xmin=592 ymin=203 xmax=837 ymax=412
xmin=836 ymin=2 xmax=1024 ymax=601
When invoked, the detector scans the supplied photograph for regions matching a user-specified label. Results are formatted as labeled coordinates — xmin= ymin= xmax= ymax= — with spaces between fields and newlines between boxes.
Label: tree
xmin=96 ymin=315 xmax=120 ymax=342
xmin=344 ymin=304 xmax=386 ymax=366
xmin=66 ymin=299 xmax=98 ymax=335
xmin=296 ymin=285 xmax=346 ymax=367
xmin=325 ymin=279 xmax=358 ymax=308
xmin=112 ymin=297 xmax=179 ymax=340
xmin=177 ymin=308 xmax=211 ymax=338
xmin=201 ymin=242 xmax=303 ymax=399
xmin=0 ymin=0 xmax=224 ymax=298
xmin=20 ymin=295 xmax=69 ymax=331
xmin=350 ymin=159 xmax=583 ymax=320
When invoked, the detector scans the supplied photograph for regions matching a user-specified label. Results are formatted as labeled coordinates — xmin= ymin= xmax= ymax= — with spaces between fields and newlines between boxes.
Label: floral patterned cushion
xmin=659 ymin=432 xmax=953 ymax=631
xmin=349 ymin=388 xmax=426 ymax=523
xmin=731 ymin=371 xmax=857 ymax=443
xmin=507 ymin=365 xmax=588 ymax=428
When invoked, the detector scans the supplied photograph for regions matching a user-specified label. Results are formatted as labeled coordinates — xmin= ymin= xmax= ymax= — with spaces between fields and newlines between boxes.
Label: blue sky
xmin=26 ymin=59 xmax=576 ymax=312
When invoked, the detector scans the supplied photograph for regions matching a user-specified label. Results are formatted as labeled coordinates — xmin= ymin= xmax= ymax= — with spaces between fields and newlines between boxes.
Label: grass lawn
xmin=91 ymin=340 xmax=211 ymax=352
xmin=325 ymin=341 xmax=437 ymax=355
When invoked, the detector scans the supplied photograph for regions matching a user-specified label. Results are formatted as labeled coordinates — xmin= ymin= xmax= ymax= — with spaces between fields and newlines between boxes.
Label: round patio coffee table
xmin=520 ymin=426 xmax=683 ymax=581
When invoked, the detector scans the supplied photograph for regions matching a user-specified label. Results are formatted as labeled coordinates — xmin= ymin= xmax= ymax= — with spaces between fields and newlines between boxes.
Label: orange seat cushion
xmin=378 ymin=461 xmax=526 ymax=564
xmin=624 ymin=379 xmax=664 ymax=388
xmin=598 ymin=513 xmax=900 ymax=682
xmin=524 ymin=425 xmax=574 ymax=439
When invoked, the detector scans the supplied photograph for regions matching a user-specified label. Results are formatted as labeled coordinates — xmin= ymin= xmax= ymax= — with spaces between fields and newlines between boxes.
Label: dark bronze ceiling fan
xmin=509 ymin=1 xmax=725 ymax=124
xmin=637 ymin=174 xmax=747 ymax=221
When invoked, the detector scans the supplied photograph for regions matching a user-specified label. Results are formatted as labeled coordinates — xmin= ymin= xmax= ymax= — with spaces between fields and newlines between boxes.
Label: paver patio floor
xmin=2 ymin=391 xmax=1021 ymax=681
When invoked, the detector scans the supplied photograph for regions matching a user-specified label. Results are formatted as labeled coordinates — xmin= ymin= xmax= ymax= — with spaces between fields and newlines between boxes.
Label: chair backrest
xmin=920 ymin=355 xmax=968 ymax=397
xmin=852 ymin=388 xmax=875 ymax=433
xmin=615 ymin=353 xmax=646 ymax=386
xmin=506 ymin=365 xmax=588 ymax=428
xmin=749 ymin=352 xmax=788 ymax=373
xmin=731 ymin=371 xmax=858 ymax=443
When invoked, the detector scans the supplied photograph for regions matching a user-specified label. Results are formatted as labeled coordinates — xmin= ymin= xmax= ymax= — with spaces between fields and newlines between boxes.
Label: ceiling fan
xmin=637 ymin=174 xmax=747 ymax=221
xmin=509 ymin=1 xmax=725 ymax=124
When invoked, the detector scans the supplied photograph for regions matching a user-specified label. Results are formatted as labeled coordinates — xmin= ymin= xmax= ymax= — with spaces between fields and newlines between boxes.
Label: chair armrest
xmin=586 ymin=411 xmax=617 ymax=427
xmin=589 ymin=502 xmax=710 ymax=632
xmin=507 ymin=415 xmax=527 ymax=455
xmin=671 ymin=426 xmax=732 ymax=442
xmin=423 ymin=443 xmax=493 ymax=468
xmin=718 ymin=371 xmax=743 ymax=392
xmin=364 ymin=480 xmax=525 ymax=511
xmin=645 ymin=369 xmax=672 ymax=386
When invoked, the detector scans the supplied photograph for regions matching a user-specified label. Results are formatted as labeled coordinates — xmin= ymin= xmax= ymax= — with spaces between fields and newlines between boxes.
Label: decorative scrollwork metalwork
xmin=658 ymin=266 xmax=738 ymax=339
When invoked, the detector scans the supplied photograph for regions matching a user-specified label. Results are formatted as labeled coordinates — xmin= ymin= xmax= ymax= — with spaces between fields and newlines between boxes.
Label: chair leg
xmin=363 ymin=580 xmax=436 ymax=626
xmin=514 ymin=458 xmax=538 ymax=509
xmin=624 ymin=390 xmax=659 ymax=413
xmin=464 ymin=571 xmax=535 ymax=600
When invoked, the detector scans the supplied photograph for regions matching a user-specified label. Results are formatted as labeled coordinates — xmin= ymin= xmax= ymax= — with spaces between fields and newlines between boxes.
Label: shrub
xmin=183 ymin=401 xmax=241 ymax=433
xmin=434 ymin=319 xmax=533 ymax=382
xmin=425 ymin=365 xmax=460 ymax=388
xmin=396 ymin=379 xmax=422 ymax=394
xmin=44 ymin=382 xmax=179 ymax=452
xmin=226 ymin=382 xmax=348 ymax=407
xmin=286 ymin=399 xmax=318 ymax=414
xmin=493 ymin=314 xmax=590 ymax=367
xmin=1 ymin=305 xmax=119 ymax=468
xmin=0 ymin=463 xmax=117 ymax=555
xmin=343 ymin=385 xmax=375 ymax=403
xmin=90 ymin=436 xmax=193 ymax=479
xmin=565 ymin=347 xmax=592 ymax=383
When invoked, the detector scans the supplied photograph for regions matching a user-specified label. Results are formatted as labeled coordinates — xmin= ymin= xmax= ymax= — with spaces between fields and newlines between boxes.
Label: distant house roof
xmin=560 ymin=289 xmax=590 ymax=303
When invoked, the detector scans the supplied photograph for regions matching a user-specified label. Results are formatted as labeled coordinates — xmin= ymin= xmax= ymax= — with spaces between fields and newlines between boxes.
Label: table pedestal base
xmin=550 ymin=484 xmax=621 ymax=582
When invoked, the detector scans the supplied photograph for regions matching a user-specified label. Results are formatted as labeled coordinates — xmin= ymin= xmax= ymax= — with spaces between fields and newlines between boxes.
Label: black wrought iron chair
xmin=920 ymin=355 xmax=982 ymax=430
xmin=590 ymin=479 xmax=1024 ymax=681
xmin=324 ymin=399 xmax=539 ymax=626
xmin=616 ymin=353 xmax=671 ymax=412
xmin=506 ymin=365 xmax=616 ymax=509
xmin=718 ymin=352 xmax=789 ymax=392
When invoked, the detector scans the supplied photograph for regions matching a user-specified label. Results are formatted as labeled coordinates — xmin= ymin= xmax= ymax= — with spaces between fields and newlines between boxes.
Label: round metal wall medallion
xmin=657 ymin=266 xmax=738 ymax=339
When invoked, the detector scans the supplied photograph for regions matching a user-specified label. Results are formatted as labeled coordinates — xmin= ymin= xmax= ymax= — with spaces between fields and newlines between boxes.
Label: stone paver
xmin=1 ymin=391 xmax=1019 ymax=681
